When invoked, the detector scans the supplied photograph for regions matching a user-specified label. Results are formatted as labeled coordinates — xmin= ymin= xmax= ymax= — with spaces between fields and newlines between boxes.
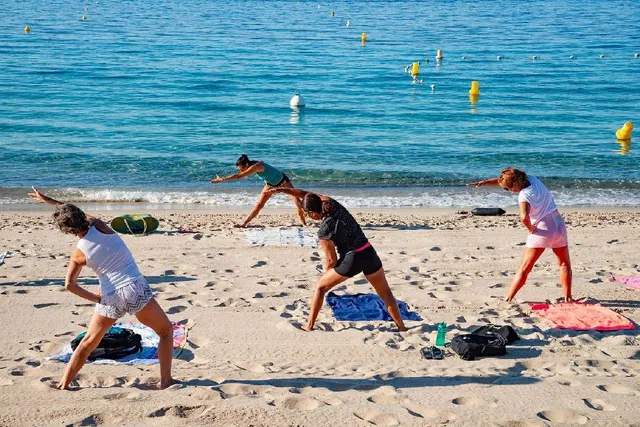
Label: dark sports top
xmin=317 ymin=200 xmax=368 ymax=257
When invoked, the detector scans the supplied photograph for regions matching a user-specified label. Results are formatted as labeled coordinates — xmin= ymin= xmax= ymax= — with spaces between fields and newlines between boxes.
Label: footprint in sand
xmin=148 ymin=405 xmax=207 ymax=418
xmin=367 ymin=386 xmax=405 ymax=404
xmin=216 ymin=383 xmax=265 ymax=399
xmin=167 ymin=305 xmax=188 ymax=314
xmin=272 ymin=396 xmax=321 ymax=411
xmin=188 ymin=388 xmax=223 ymax=401
xmin=583 ymin=398 xmax=616 ymax=412
xmin=103 ymin=391 xmax=142 ymax=401
xmin=452 ymin=396 xmax=498 ymax=408
xmin=251 ymin=261 xmax=267 ymax=268
xmin=597 ymin=384 xmax=638 ymax=395
xmin=354 ymin=412 xmax=399 ymax=426
xmin=558 ymin=379 xmax=582 ymax=387
xmin=68 ymin=413 xmax=124 ymax=426
xmin=404 ymin=406 xmax=457 ymax=424
xmin=498 ymin=421 xmax=545 ymax=427
xmin=537 ymin=410 xmax=588 ymax=425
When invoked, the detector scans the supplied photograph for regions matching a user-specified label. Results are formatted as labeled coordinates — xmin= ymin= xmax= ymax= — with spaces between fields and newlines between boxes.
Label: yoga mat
xmin=45 ymin=320 xmax=192 ymax=365
xmin=326 ymin=292 xmax=422 ymax=321
xmin=609 ymin=275 xmax=640 ymax=290
xmin=245 ymin=227 xmax=318 ymax=248
xmin=529 ymin=302 xmax=634 ymax=331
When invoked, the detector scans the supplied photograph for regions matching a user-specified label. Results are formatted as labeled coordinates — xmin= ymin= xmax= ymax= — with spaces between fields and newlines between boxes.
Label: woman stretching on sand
xmin=28 ymin=187 xmax=176 ymax=390
xmin=468 ymin=168 xmax=572 ymax=302
xmin=268 ymin=187 xmax=407 ymax=332
xmin=211 ymin=154 xmax=306 ymax=228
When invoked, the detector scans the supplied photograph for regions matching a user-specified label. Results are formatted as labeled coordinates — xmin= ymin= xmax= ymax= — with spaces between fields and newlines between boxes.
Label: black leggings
xmin=334 ymin=245 xmax=383 ymax=278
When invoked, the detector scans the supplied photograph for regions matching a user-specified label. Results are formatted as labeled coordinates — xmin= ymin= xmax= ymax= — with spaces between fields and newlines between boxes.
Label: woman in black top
xmin=269 ymin=187 xmax=407 ymax=332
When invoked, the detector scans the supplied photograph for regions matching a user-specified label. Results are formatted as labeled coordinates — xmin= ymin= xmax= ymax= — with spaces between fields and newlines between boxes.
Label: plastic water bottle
xmin=435 ymin=322 xmax=447 ymax=347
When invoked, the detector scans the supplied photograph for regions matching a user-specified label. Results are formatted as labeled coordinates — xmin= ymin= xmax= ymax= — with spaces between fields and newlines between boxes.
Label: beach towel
xmin=326 ymin=292 xmax=422 ymax=321
xmin=45 ymin=321 xmax=191 ymax=365
xmin=245 ymin=227 xmax=318 ymax=248
xmin=609 ymin=275 xmax=640 ymax=290
xmin=529 ymin=302 xmax=634 ymax=331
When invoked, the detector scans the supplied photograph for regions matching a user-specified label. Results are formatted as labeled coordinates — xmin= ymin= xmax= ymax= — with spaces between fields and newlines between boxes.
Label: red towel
xmin=529 ymin=302 xmax=635 ymax=331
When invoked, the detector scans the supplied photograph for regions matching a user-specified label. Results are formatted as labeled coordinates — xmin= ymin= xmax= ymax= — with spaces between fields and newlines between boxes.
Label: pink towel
xmin=529 ymin=302 xmax=635 ymax=331
xmin=609 ymin=275 xmax=640 ymax=290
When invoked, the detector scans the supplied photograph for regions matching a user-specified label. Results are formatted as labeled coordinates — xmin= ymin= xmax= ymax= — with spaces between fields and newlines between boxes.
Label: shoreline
xmin=2 ymin=204 xmax=639 ymax=215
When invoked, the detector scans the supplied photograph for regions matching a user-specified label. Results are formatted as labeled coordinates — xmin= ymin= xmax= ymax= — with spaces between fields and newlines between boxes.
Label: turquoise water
xmin=1 ymin=0 xmax=639 ymax=208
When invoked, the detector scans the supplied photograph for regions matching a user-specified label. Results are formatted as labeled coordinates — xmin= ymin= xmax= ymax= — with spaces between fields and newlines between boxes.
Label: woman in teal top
xmin=211 ymin=154 xmax=306 ymax=228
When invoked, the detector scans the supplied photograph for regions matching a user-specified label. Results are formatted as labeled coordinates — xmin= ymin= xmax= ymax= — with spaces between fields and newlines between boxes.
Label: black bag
xmin=472 ymin=325 xmax=520 ymax=345
xmin=71 ymin=327 xmax=143 ymax=361
xmin=451 ymin=324 xmax=520 ymax=361
xmin=451 ymin=334 xmax=507 ymax=361
xmin=471 ymin=208 xmax=506 ymax=216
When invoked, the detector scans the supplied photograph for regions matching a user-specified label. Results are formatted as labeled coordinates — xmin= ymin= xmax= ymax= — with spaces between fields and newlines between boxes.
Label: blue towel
xmin=326 ymin=292 xmax=422 ymax=321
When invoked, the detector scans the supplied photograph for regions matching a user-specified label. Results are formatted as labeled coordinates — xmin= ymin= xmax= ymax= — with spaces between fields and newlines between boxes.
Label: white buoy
xmin=290 ymin=91 xmax=305 ymax=108
xmin=436 ymin=49 xmax=443 ymax=61
xmin=600 ymin=54 xmax=605 ymax=59
xmin=461 ymin=56 xmax=467 ymax=60
xmin=317 ymin=4 xmax=321 ymax=9
xmin=634 ymin=53 xmax=639 ymax=58
xmin=496 ymin=55 xmax=502 ymax=60
xmin=346 ymin=20 xmax=351 ymax=28
xmin=532 ymin=55 xmax=539 ymax=60
xmin=569 ymin=55 xmax=575 ymax=59
xmin=430 ymin=84 xmax=435 ymax=91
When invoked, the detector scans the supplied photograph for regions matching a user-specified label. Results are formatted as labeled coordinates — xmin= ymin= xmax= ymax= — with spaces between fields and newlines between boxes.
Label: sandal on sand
xmin=421 ymin=346 xmax=444 ymax=360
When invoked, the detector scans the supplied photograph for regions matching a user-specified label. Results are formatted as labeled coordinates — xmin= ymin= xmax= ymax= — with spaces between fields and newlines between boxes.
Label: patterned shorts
xmin=95 ymin=277 xmax=154 ymax=319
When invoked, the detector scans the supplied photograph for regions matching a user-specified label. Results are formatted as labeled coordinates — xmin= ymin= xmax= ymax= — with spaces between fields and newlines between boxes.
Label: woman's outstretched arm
xmin=267 ymin=187 xmax=311 ymax=201
xmin=211 ymin=163 xmax=265 ymax=183
xmin=28 ymin=186 xmax=64 ymax=207
xmin=28 ymin=186 xmax=100 ymax=223
xmin=466 ymin=177 xmax=500 ymax=187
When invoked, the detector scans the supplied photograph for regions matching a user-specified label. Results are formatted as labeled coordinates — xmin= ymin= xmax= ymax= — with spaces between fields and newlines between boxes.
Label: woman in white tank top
xmin=468 ymin=168 xmax=572 ymax=303
xmin=28 ymin=187 xmax=176 ymax=390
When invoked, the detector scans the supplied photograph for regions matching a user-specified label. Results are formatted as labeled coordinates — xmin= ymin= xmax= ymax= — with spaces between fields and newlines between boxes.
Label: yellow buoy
xmin=24 ymin=25 xmax=31 ymax=33
xmin=411 ymin=62 xmax=420 ymax=77
xmin=616 ymin=121 xmax=633 ymax=140
xmin=331 ymin=11 xmax=335 ymax=17
xmin=469 ymin=81 xmax=480 ymax=96
xmin=82 ymin=15 xmax=87 ymax=20
xmin=361 ymin=32 xmax=367 ymax=44
xmin=469 ymin=94 xmax=479 ymax=105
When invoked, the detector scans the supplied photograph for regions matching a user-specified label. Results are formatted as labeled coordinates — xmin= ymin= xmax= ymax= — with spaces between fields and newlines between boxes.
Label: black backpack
xmin=71 ymin=327 xmax=143 ymax=361
xmin=450 ymin=325 xmax=519 ymax=361
xmin=471 ymin=325 xmax=520 ymax=344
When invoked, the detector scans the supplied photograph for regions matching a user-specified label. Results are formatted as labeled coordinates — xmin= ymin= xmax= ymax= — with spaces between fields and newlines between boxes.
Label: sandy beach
xmin=0 ymin=207 xmax=639 ymax=427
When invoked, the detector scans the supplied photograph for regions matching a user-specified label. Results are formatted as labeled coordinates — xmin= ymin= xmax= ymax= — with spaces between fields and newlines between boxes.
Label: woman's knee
xmin=156 ymin=320 xmax=173 ymax=339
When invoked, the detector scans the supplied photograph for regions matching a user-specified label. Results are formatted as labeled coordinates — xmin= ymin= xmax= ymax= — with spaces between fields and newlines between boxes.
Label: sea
xmin=1 ymin=0 xmax=639 ymax=210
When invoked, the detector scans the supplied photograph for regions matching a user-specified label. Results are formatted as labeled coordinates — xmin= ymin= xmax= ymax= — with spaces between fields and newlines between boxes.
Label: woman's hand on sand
xmin=211 ymin=175 xmax=224 ymax=184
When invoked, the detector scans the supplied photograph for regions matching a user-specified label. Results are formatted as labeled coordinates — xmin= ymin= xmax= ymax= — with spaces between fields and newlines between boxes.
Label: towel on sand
xmin=529 ymin=302 xmax=634 ymax=331
xmin=245 ymin=227 xmax=318 ymax=248
xmin=326 ymin=292 xmax=422 ymax=321
xmin=46 ymin=321 xmax=190 ymax=365
xmin=609 ymin=275 xmax=640 ymax=290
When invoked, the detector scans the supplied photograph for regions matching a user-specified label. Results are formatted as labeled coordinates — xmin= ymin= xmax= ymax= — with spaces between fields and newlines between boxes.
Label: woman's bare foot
xmin=302 ymin=324 xmax=314 ymax=332
xmin=160 ymin=378 xmax=180 ymax=390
